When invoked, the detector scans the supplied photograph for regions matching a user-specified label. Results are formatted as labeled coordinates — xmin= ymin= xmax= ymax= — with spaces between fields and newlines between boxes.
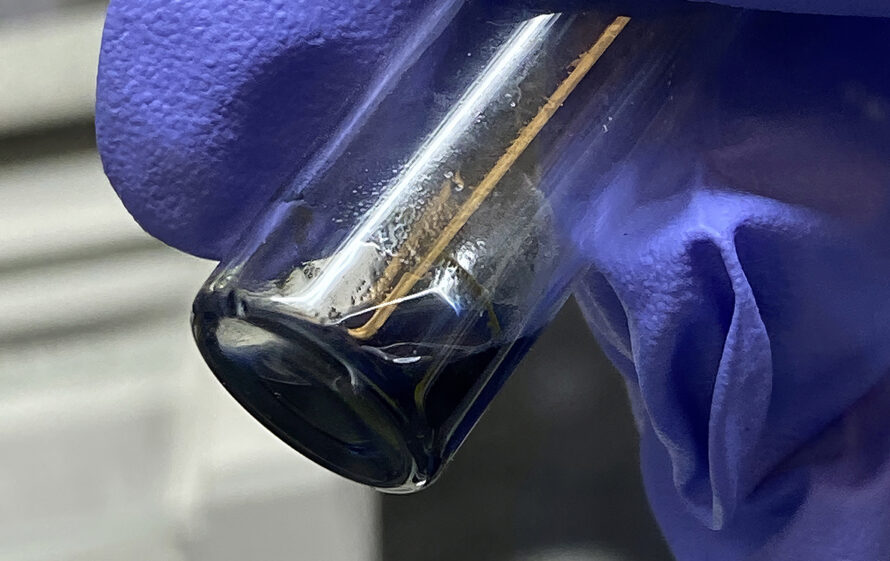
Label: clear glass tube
xmin=192 ymin=1 xmax=736 ymax=492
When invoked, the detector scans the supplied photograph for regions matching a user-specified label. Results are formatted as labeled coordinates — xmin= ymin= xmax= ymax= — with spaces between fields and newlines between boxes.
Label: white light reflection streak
xmin=273 ymin=14 xmax=560 ymax=310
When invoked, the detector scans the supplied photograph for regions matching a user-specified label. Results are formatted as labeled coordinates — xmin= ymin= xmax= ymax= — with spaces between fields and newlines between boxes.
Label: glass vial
xmin=192 ymin=0 xmax=737 ymax=492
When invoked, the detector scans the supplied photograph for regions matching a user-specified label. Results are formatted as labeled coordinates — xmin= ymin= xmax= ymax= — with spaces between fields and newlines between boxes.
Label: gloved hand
xmin=96 ymin=1 xmax=890 ymax=560
xmin=574 ymin=14 xmax=890 ymax=560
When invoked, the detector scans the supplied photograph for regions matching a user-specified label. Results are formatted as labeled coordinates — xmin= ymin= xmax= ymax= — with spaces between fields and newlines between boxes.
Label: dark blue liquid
xmin=192 ymin=287 xmax=540 ymax=492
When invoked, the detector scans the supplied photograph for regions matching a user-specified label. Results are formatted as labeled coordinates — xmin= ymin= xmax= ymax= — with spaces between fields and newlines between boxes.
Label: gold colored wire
xmin=369 ymin=178 xmax=455 ymax=299
xmin=348 ymin=16 xmax=630 ymax=340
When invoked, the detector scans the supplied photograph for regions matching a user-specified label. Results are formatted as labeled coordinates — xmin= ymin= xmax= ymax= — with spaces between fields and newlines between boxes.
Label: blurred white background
xmin=0 ymin=3 xmax=379 ymax=560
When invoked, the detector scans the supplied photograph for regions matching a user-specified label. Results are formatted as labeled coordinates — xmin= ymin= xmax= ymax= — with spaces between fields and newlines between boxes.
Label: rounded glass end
xmin=191 ymin=289 xmax=436 ymax=492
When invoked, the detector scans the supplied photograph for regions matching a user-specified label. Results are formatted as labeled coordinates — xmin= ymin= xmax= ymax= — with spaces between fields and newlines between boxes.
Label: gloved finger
xmin=573 ymin=11 xmax=890 ymax=560
xmin=96 ymin=1 xmax=890 ymax=263
xmin=94 ymin=0 xmax=641 ymax=260
xmin=95 ymin=0 xmax=573 ymax=260
xmin=96 ymin=0 xmax=427 ymax=259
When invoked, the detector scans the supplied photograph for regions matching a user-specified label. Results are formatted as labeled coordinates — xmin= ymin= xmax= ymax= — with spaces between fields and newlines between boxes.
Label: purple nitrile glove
xmin=573 ymin=14 xmax=890 ymax=560
xmin=96 ymin=1 xmax=890 ymax=560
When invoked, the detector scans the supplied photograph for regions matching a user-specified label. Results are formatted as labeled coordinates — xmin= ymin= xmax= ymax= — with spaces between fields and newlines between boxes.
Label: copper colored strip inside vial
xmin=347 ymin=16 xmax=631 ymax=340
